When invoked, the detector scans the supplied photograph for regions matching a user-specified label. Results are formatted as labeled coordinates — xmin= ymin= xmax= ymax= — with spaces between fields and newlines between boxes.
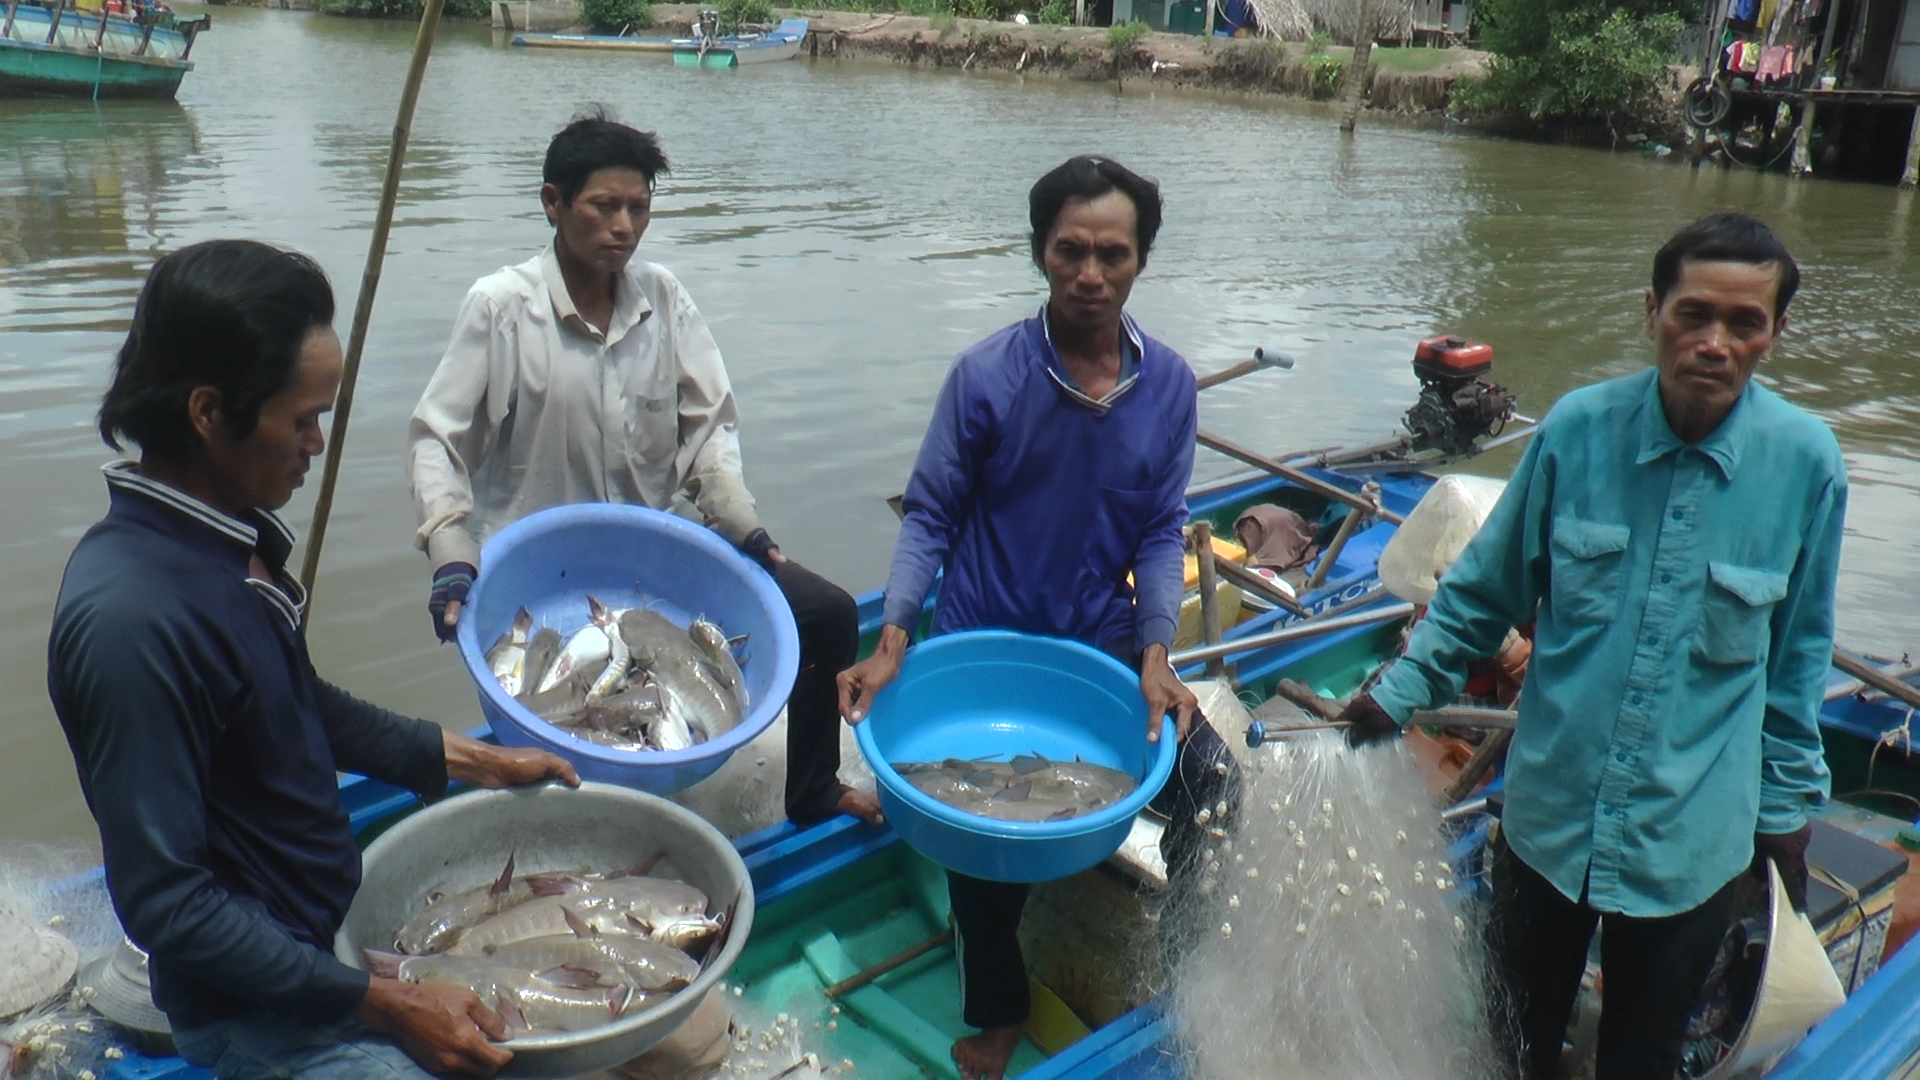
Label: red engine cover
xmin=1414 ymin=335 xmax=1494 ymax=380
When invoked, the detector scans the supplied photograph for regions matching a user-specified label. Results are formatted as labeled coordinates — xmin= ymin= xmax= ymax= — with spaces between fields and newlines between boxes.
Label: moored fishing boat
xmin=0 ymin=0 xmax=208 ymax=99
xmin=510 ymin=29 xmax=678 ymax=52
xmin=671 ymin=16 xmax=805 ymax=68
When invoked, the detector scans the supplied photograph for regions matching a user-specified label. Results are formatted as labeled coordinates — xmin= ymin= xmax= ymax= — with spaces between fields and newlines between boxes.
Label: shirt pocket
xmin=1548 ymin=516 xmax=1630 ymax=626
xmin=621 ymin=394 xmax=677 ymax=468
xmin=1694 ymin=561 xmax=1788 ymax=666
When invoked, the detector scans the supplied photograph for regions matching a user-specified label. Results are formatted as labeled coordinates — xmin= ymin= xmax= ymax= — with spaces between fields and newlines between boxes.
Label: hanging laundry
xmin=1728 ymin=0 xmax=1758 ymax=28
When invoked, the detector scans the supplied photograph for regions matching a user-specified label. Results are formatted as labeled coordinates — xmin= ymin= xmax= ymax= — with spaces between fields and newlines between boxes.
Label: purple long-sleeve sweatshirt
xmin=881 ymin=308 xmax=1197 ymax=653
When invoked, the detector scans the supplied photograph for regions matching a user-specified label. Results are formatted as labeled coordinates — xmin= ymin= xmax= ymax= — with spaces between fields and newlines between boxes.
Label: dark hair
xmin=98 ymin=240 xmax=335 ymax=461
xmin=1652 ymin=212 xmax=1800 ymax=320
xmin=543 ymin=106 xmax=671 ymax=205
xmin=1028 ymin=155 xmax=1164 ymax=269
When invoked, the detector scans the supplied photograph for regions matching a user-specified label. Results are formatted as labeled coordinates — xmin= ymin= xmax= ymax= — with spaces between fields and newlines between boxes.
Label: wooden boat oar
xmin=822 ymin=928 xmax=954 ymax=999
xmin=296 ymin=0 xmax=449 ymax=612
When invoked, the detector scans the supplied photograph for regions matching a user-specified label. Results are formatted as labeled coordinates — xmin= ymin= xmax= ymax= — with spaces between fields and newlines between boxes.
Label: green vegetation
xmin=579 ymin=0 xmax=653 ymax=30
xmin=718 ymin=0 xmax=774 ymax=32
xmin=1368 ymin=45 xmax=1461 ymax=73
xmin=1306 ymin=29 xmax=1328 ymax=54
xmin=1033 ymin=0 xmax=1071 ymax=24
xmin=1307 ymin=51 xmax=1343 ymax=96
xmin=1456 ymin=0 xmax=1687 ymax=126
xmin=317 ymin=0 xmax=487 ymax=18
xmin=1105 ymin=18 xmax=1147 ymax=50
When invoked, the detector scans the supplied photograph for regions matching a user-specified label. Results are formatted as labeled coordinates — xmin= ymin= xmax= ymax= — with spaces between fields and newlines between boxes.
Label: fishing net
xmin=1170 ymin=734 xmax=1506 ymax=1080
xmin=0 ymin=844 xmax=119 ymax=963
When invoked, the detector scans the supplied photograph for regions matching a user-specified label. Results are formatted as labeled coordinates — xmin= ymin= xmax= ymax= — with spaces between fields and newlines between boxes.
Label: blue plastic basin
xmin=854 ymin=631 xmax=1176 ymax=883
xmin=456 ymin=504 xmax=799 ymax=794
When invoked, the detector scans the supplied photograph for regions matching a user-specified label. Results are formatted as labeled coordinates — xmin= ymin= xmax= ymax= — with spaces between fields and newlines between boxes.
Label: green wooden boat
xmin=0 ymin=0 xmax=208 ymax=99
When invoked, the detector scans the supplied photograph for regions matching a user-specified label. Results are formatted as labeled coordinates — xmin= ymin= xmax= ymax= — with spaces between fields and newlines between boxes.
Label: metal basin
xmin=336 ymin=783 xmax=755 ymax=1078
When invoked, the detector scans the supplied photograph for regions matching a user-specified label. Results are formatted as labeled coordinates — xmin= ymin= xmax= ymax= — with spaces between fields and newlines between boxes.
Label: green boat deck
xmin=728 ymin=843 xmax=1058 ymax=1079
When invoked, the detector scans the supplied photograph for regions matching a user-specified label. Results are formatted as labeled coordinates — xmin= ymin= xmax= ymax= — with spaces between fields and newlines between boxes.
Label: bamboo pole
xmin=1901 ymin=105 xmax=1920 ymax=190
xmin=298 ymin=0 xmax=448 ymax=607
xmin=1196 ymin=429 xmax=1407 ymax=524
xmin=1192 ymin=522 xmax=1225 ymax=679
xmin=1306 ymin=479 xmax=1378 ymax=590
xmin=824 ymin=930 xmax=954 ymax=998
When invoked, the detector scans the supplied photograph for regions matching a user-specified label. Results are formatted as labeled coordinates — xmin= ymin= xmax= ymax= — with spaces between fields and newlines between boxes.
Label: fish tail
xmin=362 ymin=949 xmax=405 ymax=979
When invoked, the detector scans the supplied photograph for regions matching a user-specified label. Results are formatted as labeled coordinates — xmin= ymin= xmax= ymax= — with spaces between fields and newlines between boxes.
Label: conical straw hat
xmin=1706 ymin=859 xmax=1847 ymax=1077
xmin=1378 ymin=474 xmax=1509 ymax=606
xmin=0 ymin=905 xmax=78 ymax=1019
xmin=78 ymin=937 xmax=170 ymax=1034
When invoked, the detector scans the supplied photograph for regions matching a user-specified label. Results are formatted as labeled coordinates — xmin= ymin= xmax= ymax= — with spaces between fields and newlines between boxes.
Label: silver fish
xmin=617 ymin=609 xmax=709 ymax=672
xmin=519 ymin=627 xmax=564 ymax=698
xmin=446 ymin=877 xmax=712 ymax=956
xmin=689 ymin=619 xmax=749 ymax=709
xmin=394 ymin=854 xmax=587 ymax=955
xmin=898 ymin=756 xmax=1137 ymax=824
xmin=538 ymin=597 xmax=619 ymax=693
xmin=480 ymin=935 xmax=700 ymax=994
xmin=365 ymin=951 xmax=634 ymax=1034
xmin=487 ymin=609 xmax=534 ymax=698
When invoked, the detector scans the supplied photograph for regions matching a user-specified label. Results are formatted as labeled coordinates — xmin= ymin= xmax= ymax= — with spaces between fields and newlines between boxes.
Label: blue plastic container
xmin=854 ymin=631 xmax=1177 ymax=883
xmin=456 ymin=504 xmax=799 ymax=794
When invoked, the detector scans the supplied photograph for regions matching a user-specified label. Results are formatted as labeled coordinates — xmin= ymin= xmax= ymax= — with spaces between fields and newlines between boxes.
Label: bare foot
xmin=951 ymin=1024 xmax=1023 ymax=1080
xmin=837 ymin=787 xmax=885 ymax=827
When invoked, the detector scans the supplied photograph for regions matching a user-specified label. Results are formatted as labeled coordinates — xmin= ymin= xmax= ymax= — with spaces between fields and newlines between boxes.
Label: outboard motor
xmin=1403 ymin=336 xmax=1516 ymax=457
xmin=697 ymin=8 xmax=719 ymax=41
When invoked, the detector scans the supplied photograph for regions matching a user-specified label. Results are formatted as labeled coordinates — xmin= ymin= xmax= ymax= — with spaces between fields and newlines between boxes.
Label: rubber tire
xmin=1683 ymin=77 xmax=1732 ymax=129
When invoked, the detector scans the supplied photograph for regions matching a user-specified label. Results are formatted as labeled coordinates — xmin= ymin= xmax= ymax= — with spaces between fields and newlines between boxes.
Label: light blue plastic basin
xmin=455 ymin=504 xmax=799 ymax=794
xmin=854 ymin=630 xmax=1176 ymax=883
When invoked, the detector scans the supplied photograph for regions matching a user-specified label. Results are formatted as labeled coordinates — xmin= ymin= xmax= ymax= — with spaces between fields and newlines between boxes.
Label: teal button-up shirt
xmin=1373 ymin=368 xmax=1846 ymax=917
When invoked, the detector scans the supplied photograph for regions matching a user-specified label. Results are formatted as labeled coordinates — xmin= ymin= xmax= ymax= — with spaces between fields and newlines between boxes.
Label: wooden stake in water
xmin=1339 ymin=0 xmax=1378 ymax=134
xmin=297 ymin=0 xmax=449 ymax=612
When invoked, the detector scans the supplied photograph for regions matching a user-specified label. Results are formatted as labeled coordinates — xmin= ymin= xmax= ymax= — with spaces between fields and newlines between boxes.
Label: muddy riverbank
xmin=599 ymin=5 xmax=1484 ymax=113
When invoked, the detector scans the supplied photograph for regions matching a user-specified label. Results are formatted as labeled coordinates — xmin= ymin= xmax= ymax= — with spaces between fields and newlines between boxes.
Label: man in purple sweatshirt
xmin=837 ymin=156 xmax=1239 ymax=1080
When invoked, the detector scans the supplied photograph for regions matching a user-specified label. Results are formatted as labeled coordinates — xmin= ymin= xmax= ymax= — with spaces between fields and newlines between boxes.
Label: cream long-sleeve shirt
xmin=406 ymin=248 xmax=763 ymax=569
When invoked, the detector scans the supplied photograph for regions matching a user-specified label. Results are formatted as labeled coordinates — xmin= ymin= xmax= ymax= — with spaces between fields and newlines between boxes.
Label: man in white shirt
xmin=406 ymin=112 xmax=881 ymax=826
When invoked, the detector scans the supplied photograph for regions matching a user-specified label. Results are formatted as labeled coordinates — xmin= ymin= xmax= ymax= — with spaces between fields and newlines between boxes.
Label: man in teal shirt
xmin=1341 ymin=213 xmax=1845 ymax=1079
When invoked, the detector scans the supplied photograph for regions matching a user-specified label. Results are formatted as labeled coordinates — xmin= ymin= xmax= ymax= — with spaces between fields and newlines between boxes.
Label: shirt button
xmin=1602 ymin=806 xmax=1616 ymax=817
xmin=1629 ymin=693 xmax=1642 ymax=706
xmin=1660 ymin=573 xmax=1672 ymax=584
xmin=1671 ymin=509 xmax=1684 ymax=521
xmin=1645 ymin=634 xmax=1657 ymax=646
xmin=1615 ymin=752 xmax=1630 ymax=763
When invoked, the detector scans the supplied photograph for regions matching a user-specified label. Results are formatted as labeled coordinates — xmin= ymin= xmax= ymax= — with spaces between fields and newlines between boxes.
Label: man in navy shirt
xmin=49 ymin=240 xmax=577 ymax=1079
xmin=838 ymin=157 xmax=1239 ymax=1080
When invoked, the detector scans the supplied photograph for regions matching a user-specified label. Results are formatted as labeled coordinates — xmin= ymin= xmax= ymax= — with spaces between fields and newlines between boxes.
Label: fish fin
xmin=1047 ymin=807 xmax=1079 ymax=821
xmin=700 ymin=895 xmax=741 ymax=971
xmin=361 ymin=949 xmax=405 ymax=979
xmin=562 ymin=906 xmax=597 ymax=938
xmin=495 ymin=990 xmax=530 ymax=1035
xmin=625 ymin=913 xmax=656 ymax=934
xmin=612 ymin=850 xmax=668 ymax=878
xmin=964 ymin=770 xmax=996 ymax=788
xmin=490 ymin=851 xmax=517 ymax=896
xmin=942 ymin=758 xmax=972 ymax=772
xmin=1011 ymin=754 xmax=1047 ymax=775
xmin=993 ymin=782 xmax=1033 ymax=803
xmin=524 ymin=873 xmax=574 ymax=897
xmin=588 ymin=595 xmax=612 ymax=625
xmin=537 ymin=963 xmax=607 ymax=990
xmin=608 ymin=984 xmax=635 ymax=1017
xmin=424 ymin=890 xmax=445 ymax=907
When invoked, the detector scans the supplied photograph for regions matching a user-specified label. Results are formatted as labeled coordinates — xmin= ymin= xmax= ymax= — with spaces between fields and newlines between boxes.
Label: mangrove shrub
xmin=718 ymin=0 xmax=774 ymax=31
xmin=318 ymin=0 xmax=489 ymax=17
xmin=580 ymin=0 xmax=653 ymax=29
xmin=1459 ymin=0 xmax=1688 ymax=127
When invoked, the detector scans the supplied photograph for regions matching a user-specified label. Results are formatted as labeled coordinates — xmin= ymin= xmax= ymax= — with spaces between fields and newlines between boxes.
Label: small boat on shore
xmin=0 ymin=0 xmax=209 ymax=99
xmin=672 ymin=16 xmax=805 ymax=68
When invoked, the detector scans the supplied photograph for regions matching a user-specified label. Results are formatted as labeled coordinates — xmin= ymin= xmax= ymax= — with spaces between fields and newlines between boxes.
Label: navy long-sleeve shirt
xmin=882 ymin=308 xmax=1196 ymax=652
xmin=48 ymin=464 xmax=449 ymax=1030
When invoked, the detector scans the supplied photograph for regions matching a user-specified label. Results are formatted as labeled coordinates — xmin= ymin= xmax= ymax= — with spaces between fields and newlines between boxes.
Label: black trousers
xmin=949 ymin=711 xmax=1242 ymax=1030
xmin=1488 ymin=833 xmax=1739 ymax=1080
xmin=768 ymin=559 xmax=861 ymax=825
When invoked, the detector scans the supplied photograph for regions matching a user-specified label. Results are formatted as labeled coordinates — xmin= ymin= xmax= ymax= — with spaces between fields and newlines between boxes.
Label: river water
xmin=2 ymin=10 xmax=1916 ymax=845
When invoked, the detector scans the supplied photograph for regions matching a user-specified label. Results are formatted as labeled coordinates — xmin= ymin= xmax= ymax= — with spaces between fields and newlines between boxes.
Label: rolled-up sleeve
xmin=407 ymin=288 xmax=513 ymax=570
xmin=1372 ymin=432 xmax=1552 ymax=722
xmin=669 ymin=281 xmax=763 ymax=546
xmin=1756 ymin=470 xmax=1844 ymax=835
xmin=53 ymin=611 xmax=369 ymax=1024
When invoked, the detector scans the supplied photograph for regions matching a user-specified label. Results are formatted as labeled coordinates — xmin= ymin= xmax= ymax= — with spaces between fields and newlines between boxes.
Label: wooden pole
xmin=297 ymin=0 xmax=448 ymax=606
xmin=1305 ymin=479 xmax=1379 ymax=590
xmin=1443 ymin=728 xmax=1511 ymax=803
xmin=1901 ymin=105 xmax=1920 ymax=190
xmin=2 ymin=0 xmax=19 ymax=41
xmin=1196 ymin=429 xmax=1406 ymax=524
xmin=1790 ymin=98 xmax=1815 ymax=176
xmin=1339 ymin=0 xmax=1378 ymax=133
xmin=1201 ymin=0 xmax=1214 ymax=36
xmin=1210 ymin=556 xmax=1308 ymax=617
xmin=824 ymin=930 xmax=953 ymax=998
xmin=92 ymin=1 xmax=108 ymax=48
xmin=46 ymin=0 xmax=65 ymax=45
xmin=1193 ymin=522 xmax=1225 ymax=679
xmin=1831 ymin=649 xmax=1920 ymax=712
